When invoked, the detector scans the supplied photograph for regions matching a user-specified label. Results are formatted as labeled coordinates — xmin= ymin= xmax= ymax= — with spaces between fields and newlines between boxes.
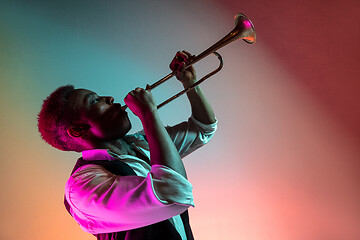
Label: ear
xmin=67 ymin=124 xmax=89 ymax=139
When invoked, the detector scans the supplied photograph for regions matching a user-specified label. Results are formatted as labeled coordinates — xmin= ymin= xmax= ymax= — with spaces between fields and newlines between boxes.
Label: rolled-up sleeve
xmin=65 ymin=163 xmax=194 ymax=234
xmin=166 ymin=116 xmax=217 ymax=158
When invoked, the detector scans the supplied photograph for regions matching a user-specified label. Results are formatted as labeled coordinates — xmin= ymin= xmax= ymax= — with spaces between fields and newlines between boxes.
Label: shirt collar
xmin=81 ymin=133 xmax=149 ymax=161
xmin=82 ymin=149 xmax=116 ymax=161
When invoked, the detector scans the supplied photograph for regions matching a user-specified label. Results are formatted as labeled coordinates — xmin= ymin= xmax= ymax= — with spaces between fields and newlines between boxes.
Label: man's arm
xmin=183 ymin=80 xmax=216 ymax=124
xmin=65 ymin=163 xmax=193 ymax=234
xmin=170 ymin=50 xmax=216 ymax=124
xmin=141 ymin=107 xmax=188 ymax=179
xmin=124 ymin=87 xmax=187 ymax=179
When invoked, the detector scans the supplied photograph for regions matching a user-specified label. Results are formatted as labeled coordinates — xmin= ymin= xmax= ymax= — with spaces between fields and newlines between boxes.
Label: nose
xmin=105 ymin=96 xmax=114 ymax=104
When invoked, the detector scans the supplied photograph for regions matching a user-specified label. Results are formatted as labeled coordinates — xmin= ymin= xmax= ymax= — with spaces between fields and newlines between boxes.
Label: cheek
xmin=93 ymin=104 xmax=108 ymax=118
xmin=85 ymin=105 xmax=108 ymax=122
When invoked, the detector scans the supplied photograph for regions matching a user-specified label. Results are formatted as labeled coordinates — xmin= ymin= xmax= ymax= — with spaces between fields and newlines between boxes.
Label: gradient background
xmin=0 ymin=0 xmax=359 ymax=239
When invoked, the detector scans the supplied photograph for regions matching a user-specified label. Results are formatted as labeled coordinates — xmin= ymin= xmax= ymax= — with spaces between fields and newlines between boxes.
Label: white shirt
xmin=65 ymin=116 xmax=217 ymax=238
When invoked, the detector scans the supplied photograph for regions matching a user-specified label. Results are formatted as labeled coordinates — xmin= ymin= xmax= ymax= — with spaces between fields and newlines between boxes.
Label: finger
xmin=177 ymin=61 xmax=186 ymax=73
xmin=182 ymin=50 xmax=193 ymax=59
xmin=170 ymin=60 xmax=177 ymax=71
xmin=129 ymin=88 xmax=140 ymax=97
xmin=170 ymin=51 xmax=190 ymax=71
xmin=170 ymin=54 xmax=179 ymax=71
xmin=176 ymin=51 xmax=188 ymax=63
xmin=124 ymin=92 xmax=131 ymax=103
xmin=181 ymin=50 xmax=196 ymax=62
xmin=174 ymin=62 xmax=186 ymax=79
xmin=136 ymin=88 xmax=148 ymax=95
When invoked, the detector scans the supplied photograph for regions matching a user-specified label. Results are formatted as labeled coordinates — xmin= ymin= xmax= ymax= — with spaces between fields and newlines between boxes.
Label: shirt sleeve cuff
xmin=190 ymin=115 xmax=218 ymax=133
xmin=150 ymin=165 xmax=194 ymax=207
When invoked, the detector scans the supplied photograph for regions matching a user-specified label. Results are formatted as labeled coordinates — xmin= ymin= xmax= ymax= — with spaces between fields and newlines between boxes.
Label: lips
xmin=111 ymin=104 xmax=127 ymax=115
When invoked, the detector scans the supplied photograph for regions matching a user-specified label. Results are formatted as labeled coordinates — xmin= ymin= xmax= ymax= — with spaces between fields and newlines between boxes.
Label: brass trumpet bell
xmin=235 ymin=13 xmax=256 ymax=44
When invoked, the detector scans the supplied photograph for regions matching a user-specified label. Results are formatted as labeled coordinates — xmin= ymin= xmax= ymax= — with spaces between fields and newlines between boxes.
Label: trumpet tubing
xmin=124 ymin=13 xmax=256 ymax=110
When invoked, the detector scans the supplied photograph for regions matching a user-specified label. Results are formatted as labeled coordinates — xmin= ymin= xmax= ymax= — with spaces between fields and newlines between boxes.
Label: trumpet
xmin=123 ymin=13 xmax=256 ymax=110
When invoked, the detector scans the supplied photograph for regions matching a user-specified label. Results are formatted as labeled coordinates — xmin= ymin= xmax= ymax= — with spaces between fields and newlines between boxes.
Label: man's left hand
xmin=169 ymin=50 xmax=196 ymax=86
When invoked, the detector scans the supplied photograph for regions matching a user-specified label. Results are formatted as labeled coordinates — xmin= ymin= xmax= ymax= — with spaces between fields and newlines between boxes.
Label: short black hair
xmin=37 ymin=85 xmax=83 ymax=152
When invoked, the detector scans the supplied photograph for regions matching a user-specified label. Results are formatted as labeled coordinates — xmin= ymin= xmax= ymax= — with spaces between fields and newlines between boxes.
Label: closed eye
xmin=84 ymin=92 xmax=101 ymax=105
xmin=90 ymin=97 xmax=100 ymax=104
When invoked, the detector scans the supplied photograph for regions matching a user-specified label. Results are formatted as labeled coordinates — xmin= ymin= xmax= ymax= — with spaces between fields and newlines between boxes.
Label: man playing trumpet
xmin=38 ymin=50 xmax=217 ymax=240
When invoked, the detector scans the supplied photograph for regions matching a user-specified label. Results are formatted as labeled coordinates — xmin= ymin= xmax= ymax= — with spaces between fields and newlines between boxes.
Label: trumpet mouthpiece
xmin=121 ymin=105 xmax=128 ymax=111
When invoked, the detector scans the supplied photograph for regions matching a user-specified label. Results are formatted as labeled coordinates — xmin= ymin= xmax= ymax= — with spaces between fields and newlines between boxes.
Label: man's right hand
xmin=124 ymin=86 xmax=157 ymax=120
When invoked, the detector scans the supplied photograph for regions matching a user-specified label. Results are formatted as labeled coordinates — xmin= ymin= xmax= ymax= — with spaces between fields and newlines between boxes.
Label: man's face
xmin=68 ymin=89 xmax=131 ymax=140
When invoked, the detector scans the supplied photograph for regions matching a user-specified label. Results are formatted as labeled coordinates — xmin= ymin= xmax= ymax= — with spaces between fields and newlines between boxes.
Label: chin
xmin=120 ymin=121 xmax=132 ymax=137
